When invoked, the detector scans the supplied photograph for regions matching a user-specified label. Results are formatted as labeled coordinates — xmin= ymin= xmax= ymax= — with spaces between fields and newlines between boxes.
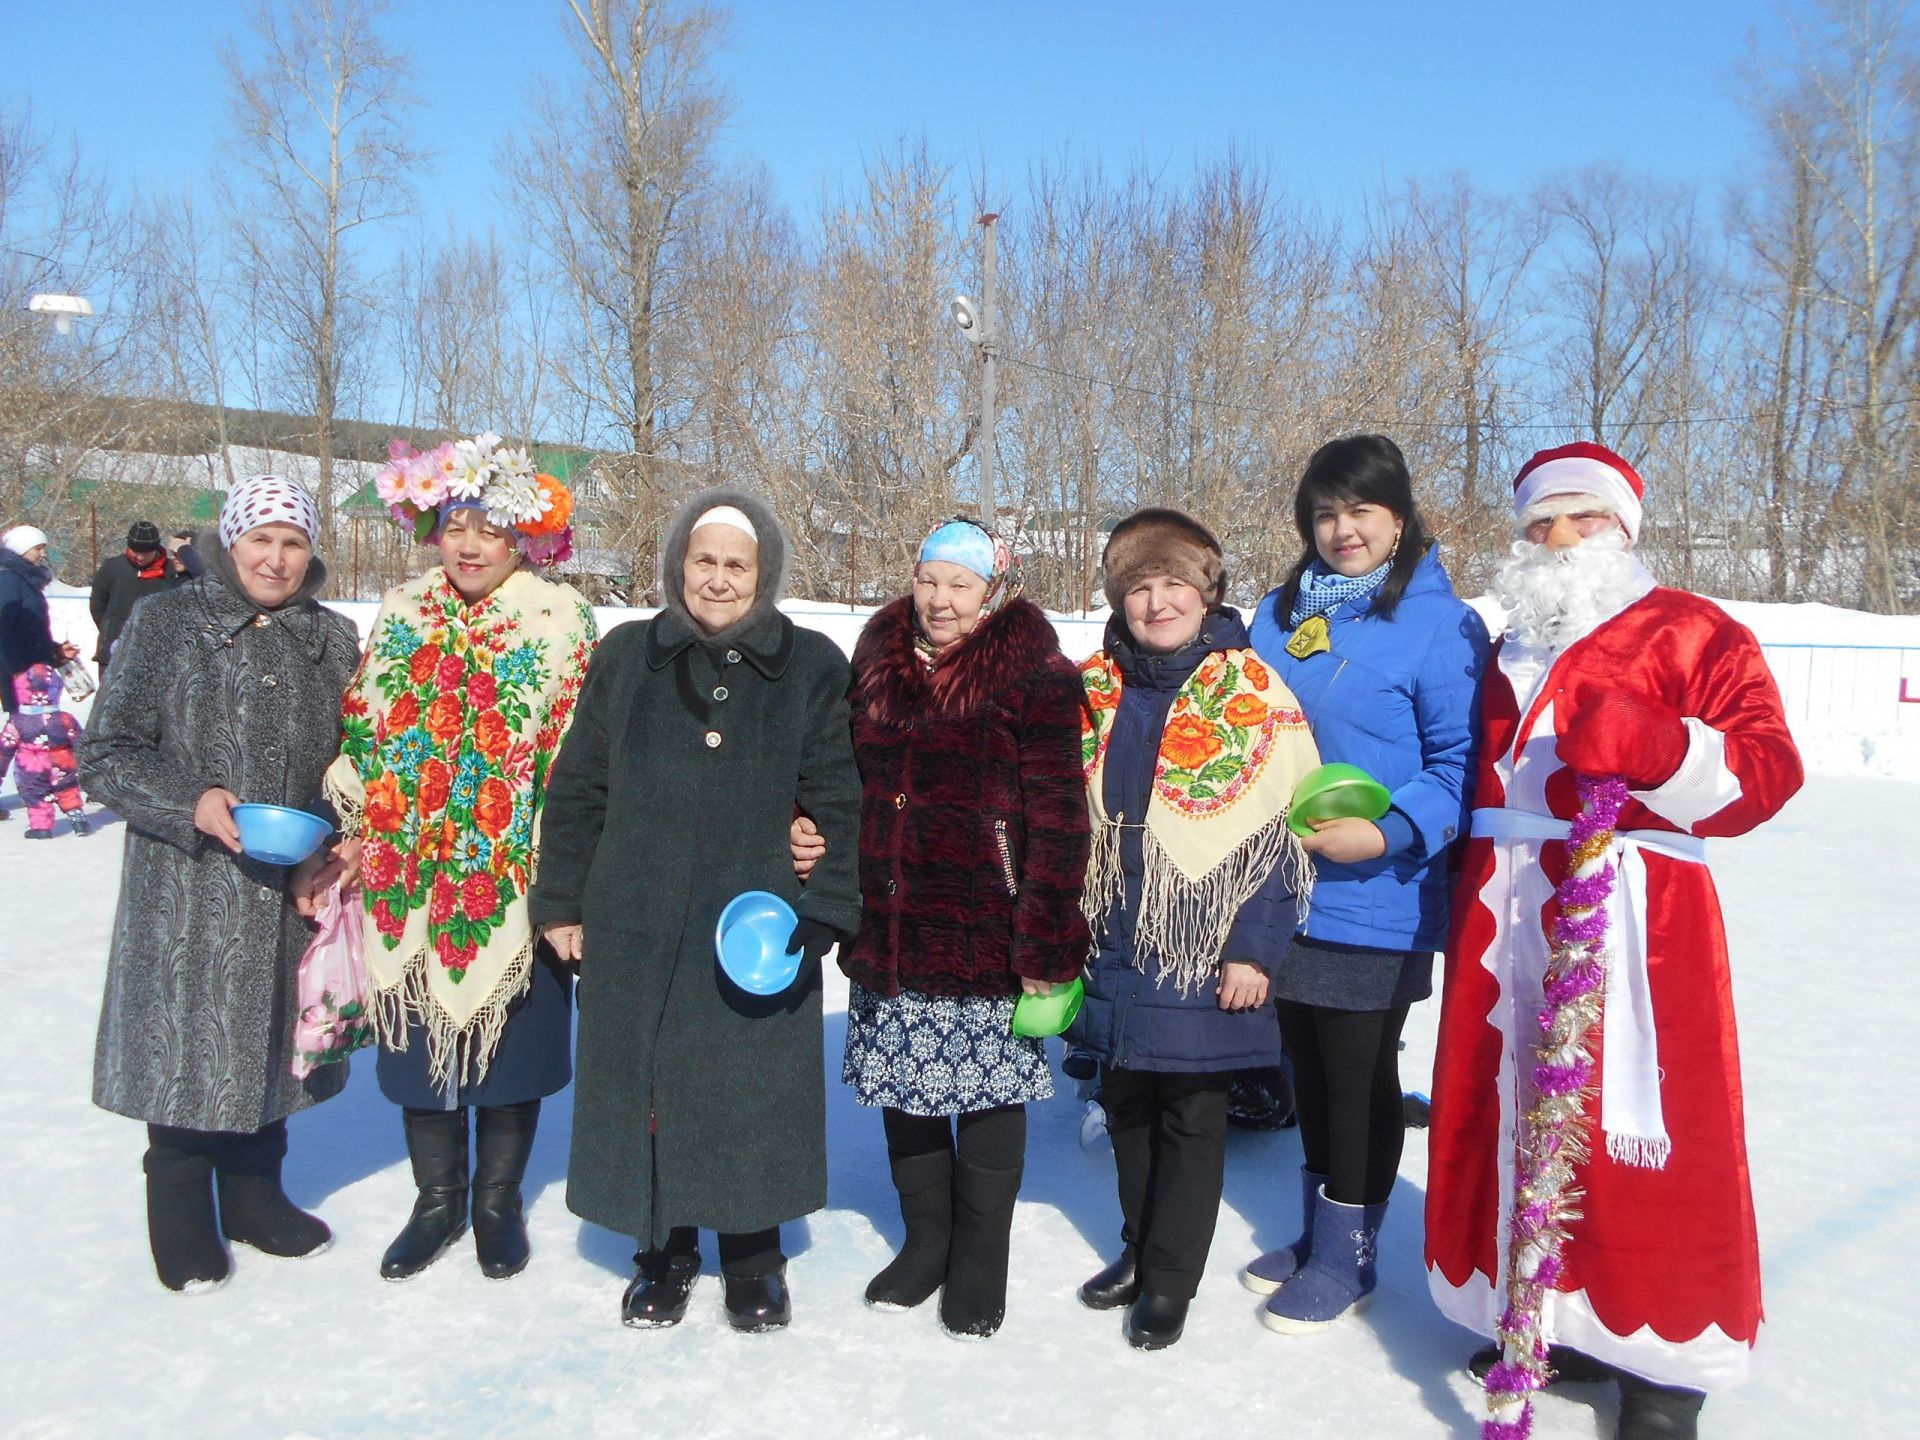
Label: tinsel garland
xmin=1481 ymin=774 xmax=1629 ymax=1440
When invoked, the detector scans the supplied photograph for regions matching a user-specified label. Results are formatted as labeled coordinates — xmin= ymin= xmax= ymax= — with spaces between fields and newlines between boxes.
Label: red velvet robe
xmin=1425 ymin=581 xmax=1803 ymax=1390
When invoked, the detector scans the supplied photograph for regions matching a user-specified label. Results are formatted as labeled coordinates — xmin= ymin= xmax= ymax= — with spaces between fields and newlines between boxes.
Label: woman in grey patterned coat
xmin=82 ymin=475 xmax=361 ymax=1293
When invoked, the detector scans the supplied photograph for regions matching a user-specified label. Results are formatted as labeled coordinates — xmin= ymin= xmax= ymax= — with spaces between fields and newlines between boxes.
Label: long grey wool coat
xmin=529 ymin=495 xmax=862 ymax=1246
xmin=83 ymin=550 xmax=361 ymax=1132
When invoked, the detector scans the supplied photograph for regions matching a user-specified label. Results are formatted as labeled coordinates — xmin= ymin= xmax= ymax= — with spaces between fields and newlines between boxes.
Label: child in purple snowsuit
xmin=0 ymin=664 xmax=90 ymax=838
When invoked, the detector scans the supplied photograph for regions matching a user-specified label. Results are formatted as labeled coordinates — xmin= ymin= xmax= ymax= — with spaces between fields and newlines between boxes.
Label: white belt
xmin=1468 ymin=805 xmax=1702 ymax=1169
xmin=1470 ymin=808 xmax=1707 ymax=865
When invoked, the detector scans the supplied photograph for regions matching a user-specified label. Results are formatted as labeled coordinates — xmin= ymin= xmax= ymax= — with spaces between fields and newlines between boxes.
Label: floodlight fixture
xmin=27 ymin=292 xmax=94 ymax=335
xmin=950 ymin=294 xmax=987 ymax=345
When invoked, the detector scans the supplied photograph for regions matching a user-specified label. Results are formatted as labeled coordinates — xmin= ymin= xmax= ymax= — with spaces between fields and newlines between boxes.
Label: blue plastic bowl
xmin=714 ymin=890 xmax=803 ymax=996
xmin=232 ymin=803 xmax=333 ymax=866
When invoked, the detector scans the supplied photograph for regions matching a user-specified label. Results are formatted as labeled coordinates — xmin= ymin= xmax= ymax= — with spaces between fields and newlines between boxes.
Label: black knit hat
xmin=126 ymin=520 xmax=162 ymax=551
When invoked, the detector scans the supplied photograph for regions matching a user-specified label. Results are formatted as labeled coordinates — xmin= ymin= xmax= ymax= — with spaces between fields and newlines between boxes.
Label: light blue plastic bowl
xmin=714 ymin=890 xmax=804 ymax=996
xmin=231 ymin=803 xmax=333 ymax=866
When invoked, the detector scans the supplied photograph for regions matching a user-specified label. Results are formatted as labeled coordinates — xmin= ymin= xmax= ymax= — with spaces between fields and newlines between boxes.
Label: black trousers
xmin=658 ymin=1224 xmax=784 ymax=1279
xmin=1277 ymin=999 xmax=1410 ymax=1207
xmin=1101 ymin=1066 xmax=1231 ymax=1301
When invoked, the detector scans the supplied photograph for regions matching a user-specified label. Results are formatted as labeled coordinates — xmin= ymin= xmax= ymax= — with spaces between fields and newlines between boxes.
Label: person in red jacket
xmin=1424 ymin=443 xmax=1804 ymax=1440
xmin=805 ymin=517 xmax=1090 ymax=1340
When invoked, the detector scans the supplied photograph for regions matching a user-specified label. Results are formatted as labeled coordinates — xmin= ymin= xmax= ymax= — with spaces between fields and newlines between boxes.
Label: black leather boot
xmin=866 ymin=1149 xmax=953 ymax=1309
xmin=1615 ymin=1371 xmax=1706 ymax=1439
xmin=1125 ymin=1291 xmax=1190 ymax=1350
xmin=381 ymin=1108 xmax=469 ymax=1280
xmin=623 ymin=1243 xmax=702 ymax=1328
xmin=939 ymin=1160 xmax=1023 ymax=1339
xmin=1077 ymin=1251 xmax=1141 ymax=1311
xmin=724 ymin=1264 xmax=792 ymax=1332
xmin=215 ymin=1120 xmax=331 ymax=1258
xmin=472 ymin=1100 xmax=539 ymax=1279
xmin=145 ymin=1129 xmax=230 ymax=1293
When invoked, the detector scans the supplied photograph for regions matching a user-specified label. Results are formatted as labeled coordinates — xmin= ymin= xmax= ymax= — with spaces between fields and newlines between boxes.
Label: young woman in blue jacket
xmin=1242 ymin=434 xmax=1488 ymax=1334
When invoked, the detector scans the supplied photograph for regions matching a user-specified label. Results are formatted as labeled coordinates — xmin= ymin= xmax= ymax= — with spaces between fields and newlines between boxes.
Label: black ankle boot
xmin=866 ymin=1149 xmax=953 ymax=1309
xmin=724 ymin=1264 xmax=792 ymax=1332
xmin=1469 ymin=1341 xmax=1615 ymax=1387
xmin=623 ymin=1246 xmax=702 ymax=1328
xmin=472 ymin=1101 xmax=539 ymax=1279
xmin=1078 ymin=1251 xmax=1141 ymax=1310
xmin=381 ymin=1108 xmax=469 ymax=1280
xmin=1125 ymin=1291 xmax=1189 ymax=1350
xmin=215 ymin=1120 xmax=330 ymax=1258
xmin=1615 ymin=1371 xmax=1706 ymax=1439
xmin=145 ymin=1130 xmax=230 ymax=1293
xmin=940 ymin=1160 xmax=1023 ymax=1339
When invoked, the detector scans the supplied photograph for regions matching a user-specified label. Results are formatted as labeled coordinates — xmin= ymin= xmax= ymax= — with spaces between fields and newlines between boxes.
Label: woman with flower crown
xmin=1067 ymin=508 xmax=1321 ymax=1351
xmin=321 ymin=432 xmax=596 ymax=1282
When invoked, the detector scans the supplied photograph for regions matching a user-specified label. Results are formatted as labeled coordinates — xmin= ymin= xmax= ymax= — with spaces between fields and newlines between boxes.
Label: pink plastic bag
xmin=291 ymin=882 xmax=375 ymax=1078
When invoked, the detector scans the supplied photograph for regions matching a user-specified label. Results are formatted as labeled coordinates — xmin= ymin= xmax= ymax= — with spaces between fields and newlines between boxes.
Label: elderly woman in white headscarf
xmin=531 ymin=487 xmax=863 ymax=1334
xmin=83 ymin=475 xmax=362 ymax=1293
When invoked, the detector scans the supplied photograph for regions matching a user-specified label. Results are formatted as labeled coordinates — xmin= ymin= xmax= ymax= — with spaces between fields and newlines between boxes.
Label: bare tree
xmin=0 ymin=103 xmax=154 ymax=573
xmin=503 ymin=0 xmax=730 ymax=595
xmin=150 ymin=193 xmax=240 ymax=490
xmin=218 ymin=0 xmax=423 ymax=556
xmin=1778 ymin=0 xmax=1920 ymax=609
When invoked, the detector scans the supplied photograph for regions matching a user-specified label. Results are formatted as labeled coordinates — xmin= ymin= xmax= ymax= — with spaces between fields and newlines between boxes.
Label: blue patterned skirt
xmin=842 ymin=982 xmax=1055 ymax=1116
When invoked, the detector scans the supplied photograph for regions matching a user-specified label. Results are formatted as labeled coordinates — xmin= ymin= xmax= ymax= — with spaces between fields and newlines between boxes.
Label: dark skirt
xmin=377 ymin=955 xmax=574 ymax=1110
xmin=1271 ymin=935 xmax=1431 ymax=1011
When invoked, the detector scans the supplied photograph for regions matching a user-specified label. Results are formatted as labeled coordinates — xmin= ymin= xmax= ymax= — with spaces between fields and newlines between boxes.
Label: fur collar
xmin=852 ymin=596 xmax=1066 ymax=725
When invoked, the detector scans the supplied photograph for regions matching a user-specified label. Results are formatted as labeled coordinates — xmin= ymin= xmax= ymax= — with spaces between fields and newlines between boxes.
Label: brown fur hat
xmin=1101 ymin=507 xmax=1227 ymax=612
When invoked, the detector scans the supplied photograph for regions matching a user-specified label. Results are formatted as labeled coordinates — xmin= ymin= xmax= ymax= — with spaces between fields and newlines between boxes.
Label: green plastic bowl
xmin=1288 ymin=762 xmax=1393 ymax=838
xmin=1011 ymin=978 xmax=1085 ymax=1039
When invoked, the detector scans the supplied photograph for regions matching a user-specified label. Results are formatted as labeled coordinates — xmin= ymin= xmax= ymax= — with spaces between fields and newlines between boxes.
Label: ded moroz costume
xmin=1423 ymin=443 xmax=1804 ymax=1440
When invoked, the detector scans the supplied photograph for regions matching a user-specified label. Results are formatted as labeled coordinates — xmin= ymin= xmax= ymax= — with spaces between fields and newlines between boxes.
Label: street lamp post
xmin=977 ymin=212 xmax=999 ymax=532
xmin=950 ymin=212 xmax=1001 ymax=532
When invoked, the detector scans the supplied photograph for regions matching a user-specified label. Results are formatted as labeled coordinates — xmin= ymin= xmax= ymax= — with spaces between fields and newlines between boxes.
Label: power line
xmin=997 ymin=352 xmax=1913 ymax=434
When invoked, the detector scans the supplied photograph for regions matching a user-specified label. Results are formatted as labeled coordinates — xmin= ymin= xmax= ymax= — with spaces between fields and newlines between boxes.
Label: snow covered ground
xmin=0 ymin=775 xmax=1912 ymax=1439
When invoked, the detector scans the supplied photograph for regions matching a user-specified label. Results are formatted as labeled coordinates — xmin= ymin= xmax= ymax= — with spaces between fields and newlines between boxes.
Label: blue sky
xmin=7 ymin=1 xmax=1798 ymax=231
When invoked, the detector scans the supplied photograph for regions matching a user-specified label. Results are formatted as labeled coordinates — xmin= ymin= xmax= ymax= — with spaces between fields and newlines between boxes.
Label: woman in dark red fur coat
xmin=820 ymin=517 xmax=1090 ymax=1340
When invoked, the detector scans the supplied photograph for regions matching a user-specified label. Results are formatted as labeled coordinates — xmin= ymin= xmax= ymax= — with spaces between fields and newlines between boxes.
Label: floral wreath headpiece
xmin=375 ymin=431 xmax=576 ymax=567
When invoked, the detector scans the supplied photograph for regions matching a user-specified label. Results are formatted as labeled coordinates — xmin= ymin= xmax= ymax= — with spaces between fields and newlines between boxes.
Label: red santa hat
xmin=1512 ymin=441 xmax=1645 ymax=542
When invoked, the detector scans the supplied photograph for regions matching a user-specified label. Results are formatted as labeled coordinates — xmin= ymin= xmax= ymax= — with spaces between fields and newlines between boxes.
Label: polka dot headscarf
xmin=219 ymin=474 xmax=321 ymax=549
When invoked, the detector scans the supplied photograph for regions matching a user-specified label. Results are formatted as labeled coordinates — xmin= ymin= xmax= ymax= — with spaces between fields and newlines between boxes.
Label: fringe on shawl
xmin=1080 ymin=815 xmax=1125 ymax=933
xmin=324 ymin=766 xmax=365 ymax=840
xmin=1088 ymin=810 xmax=1314 ymax=996
xmin=367 ymin=932 xmax=536 ymax=1094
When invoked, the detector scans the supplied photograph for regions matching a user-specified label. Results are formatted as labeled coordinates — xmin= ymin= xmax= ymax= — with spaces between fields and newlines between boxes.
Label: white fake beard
xmin=1491 ymin=528 xmax=1644 ymax=652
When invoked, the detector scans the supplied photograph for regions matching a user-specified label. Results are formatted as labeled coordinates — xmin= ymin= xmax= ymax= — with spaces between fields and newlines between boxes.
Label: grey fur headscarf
xmin=660 ymin=486 xmax=791 ymax=639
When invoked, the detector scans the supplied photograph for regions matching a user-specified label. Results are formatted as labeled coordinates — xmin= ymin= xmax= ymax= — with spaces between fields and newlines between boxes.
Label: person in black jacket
xmin=1 ymin=526 xmax=78 ymax=717
xmin=89 ymin=520 xmax=177 ymax=673
xmin=167 ymin=529 xmax=206 ymax=581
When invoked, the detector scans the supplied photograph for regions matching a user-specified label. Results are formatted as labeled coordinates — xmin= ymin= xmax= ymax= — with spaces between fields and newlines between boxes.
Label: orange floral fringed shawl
xmin=323 ymin=567 xmax=597 ymax=1088
xmin=1079 ymin=646 xmax=1320 ymax=992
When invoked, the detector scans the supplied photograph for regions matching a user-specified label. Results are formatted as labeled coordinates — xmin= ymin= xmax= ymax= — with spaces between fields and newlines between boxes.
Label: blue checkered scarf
xmin=1288 ymin=558 xmax=1392 ymax=626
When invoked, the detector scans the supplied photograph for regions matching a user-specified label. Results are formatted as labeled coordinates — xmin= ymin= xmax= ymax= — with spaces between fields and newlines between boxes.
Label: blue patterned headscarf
xmin=917 ymin=520 xmax=1000 ymax=581
xmin=911 ymin=517 xmax=1022 ymax=666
